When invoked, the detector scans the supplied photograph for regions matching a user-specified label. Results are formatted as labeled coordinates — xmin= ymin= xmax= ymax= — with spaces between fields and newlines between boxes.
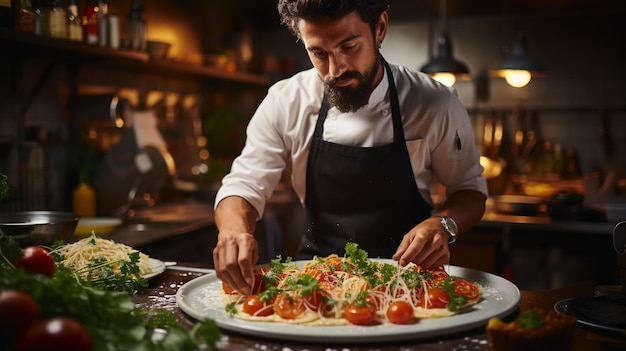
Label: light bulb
xmin=431 ymin=72 xmax=456 ymax=87
xmin=504 ymin=70 xmax=531 ymax=88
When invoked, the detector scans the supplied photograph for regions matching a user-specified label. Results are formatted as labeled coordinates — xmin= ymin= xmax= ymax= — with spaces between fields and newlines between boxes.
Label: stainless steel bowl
xmin=0 ymin=211 xmax=79 ymax=246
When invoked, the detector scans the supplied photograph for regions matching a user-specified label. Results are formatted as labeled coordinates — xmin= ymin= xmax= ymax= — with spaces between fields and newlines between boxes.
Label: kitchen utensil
xmin=614 ymin=221 xmax=626 ymax=255
xmin=493 ymin=195 xmax=543 ymax=216
xmin=0 ymin=211 xmax=79 ymax=246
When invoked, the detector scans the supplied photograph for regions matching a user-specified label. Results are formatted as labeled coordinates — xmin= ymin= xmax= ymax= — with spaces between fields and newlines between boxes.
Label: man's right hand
xmin=212 ymin=231 xmax=259 ymax=295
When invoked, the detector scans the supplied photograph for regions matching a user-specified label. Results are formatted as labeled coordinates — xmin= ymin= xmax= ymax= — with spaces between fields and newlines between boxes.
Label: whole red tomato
xmin=386 ymin=300 xmax=414 ymax=324
xmin=343 ymin=302 xmax=377 ymax=325
xmin=0 ymin=290 xmax=40 ymax=345
xmin=419 ymin=288 xmax=450 ymax=309
xmin=16 ymin=317 xmax=92 ymax=351
xmin=242 ymin=294 xmax=274 ymax=316
xmin=15 ymin=246 xmax=56 ymax=278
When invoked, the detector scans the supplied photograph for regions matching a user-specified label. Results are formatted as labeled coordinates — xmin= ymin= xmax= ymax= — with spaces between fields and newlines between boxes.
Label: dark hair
xmin=277 ymin=0 xmax=390 ymax=38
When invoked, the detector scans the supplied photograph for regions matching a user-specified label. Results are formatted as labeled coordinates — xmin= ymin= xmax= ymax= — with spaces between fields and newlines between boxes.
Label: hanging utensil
xmin=614 ymin=221 xmax=626 ymax=255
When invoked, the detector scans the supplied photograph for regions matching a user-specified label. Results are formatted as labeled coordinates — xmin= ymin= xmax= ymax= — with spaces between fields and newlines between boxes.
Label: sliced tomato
xmin=274 ymin=294 xmax=306 ymax=320
xmin=429 ymin=269 xmax=450 ymax=286
xmin=386 ymin=300 xmax=414 ymax=324
xmin=419 ymin=288 xmax=450 ymax=309
xmin=454 ymin=279 xmax=481 ymax=302
xmin=343 ymin=302 xmax=377 ymax=325
xmin=242 ymin=294 xmax=274 ymax=316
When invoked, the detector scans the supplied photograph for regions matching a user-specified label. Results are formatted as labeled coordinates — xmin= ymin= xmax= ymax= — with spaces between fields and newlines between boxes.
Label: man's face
xmin=298 ymin=11 xmax=386 ymax=113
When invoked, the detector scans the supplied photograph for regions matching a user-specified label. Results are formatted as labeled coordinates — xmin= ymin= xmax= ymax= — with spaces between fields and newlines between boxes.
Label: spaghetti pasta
xmin=54 ymin=233 xmax=151 ymax=279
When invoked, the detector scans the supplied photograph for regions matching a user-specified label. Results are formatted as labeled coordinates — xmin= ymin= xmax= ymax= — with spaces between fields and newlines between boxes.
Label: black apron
xmin=298 ymin=58 xmax=432 ymax=259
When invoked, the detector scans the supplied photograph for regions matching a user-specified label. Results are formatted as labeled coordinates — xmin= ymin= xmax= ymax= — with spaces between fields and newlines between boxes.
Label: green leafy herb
xmin=225 ymin=302 xmax=238 ymax=316
xmin=441 ymin=277 xmax=468 ymax=312
xmin=518 ymin=310 xmax=547 ymax=330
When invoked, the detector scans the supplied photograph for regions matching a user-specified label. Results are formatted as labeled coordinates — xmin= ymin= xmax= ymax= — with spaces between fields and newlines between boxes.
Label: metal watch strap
xmin=439 ymin=216 xmax=458 ymax=244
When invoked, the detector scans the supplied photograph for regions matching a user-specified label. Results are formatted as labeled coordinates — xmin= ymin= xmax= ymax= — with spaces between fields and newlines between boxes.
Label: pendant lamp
xmin=420 ymin=0 xmax=471 ymax=87
xmin=493 ymin=30 xmax=543 ymax=88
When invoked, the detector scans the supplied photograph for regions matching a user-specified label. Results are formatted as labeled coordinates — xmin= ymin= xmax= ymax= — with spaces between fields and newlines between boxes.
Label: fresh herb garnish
xmin=518 ymin=310 xmax=546 ymax=330
xmin=442 ymin=277 xmax=468 ymax=312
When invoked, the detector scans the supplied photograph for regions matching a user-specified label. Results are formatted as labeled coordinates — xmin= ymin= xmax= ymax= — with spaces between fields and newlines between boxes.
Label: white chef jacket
xmin=214 ymin=63 xmax=488 ymax=219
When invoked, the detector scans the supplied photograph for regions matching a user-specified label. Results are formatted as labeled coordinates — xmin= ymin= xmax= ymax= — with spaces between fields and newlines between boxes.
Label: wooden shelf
xmin=0 ymin=28 xmax=270 ymax=86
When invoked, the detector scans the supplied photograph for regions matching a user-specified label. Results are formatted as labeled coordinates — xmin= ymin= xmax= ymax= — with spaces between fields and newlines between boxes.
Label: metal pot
xmin=0 ymin=211 xmax=79 ymax=246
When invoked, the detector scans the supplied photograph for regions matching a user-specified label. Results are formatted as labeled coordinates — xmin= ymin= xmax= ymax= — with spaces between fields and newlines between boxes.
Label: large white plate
xmin=144 ymin=258 xmax=165 ymax=280
xmin=176 ymin=261 xmax=521 ymax=343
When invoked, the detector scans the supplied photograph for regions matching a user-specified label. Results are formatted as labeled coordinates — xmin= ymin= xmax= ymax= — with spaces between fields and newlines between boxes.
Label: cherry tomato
xmin=221 ymin=281 xmax=236 ymax=295
xmin=303 ymin=290 xmax=328 ymax=313
xmin=365 ymin=293 xmax=382 ymax=310
xmin=454 ymin=279 xmax=481 ymax=302
xmin=15 ymin=246 xmax=56 ymax=278
xmin=386 ymin=300 xmax=414 ymax=324
xmin=242 ymin=294 xmax=274 ymax=316
xmin=16 ymin=317 xmax=92 ymax=351
xmin=220 ymin=268 xmax=267 ymax=295
xmin=343 ymin=302 xmax=377 ymax=325
xmin=420 ymin=288 xmax=450 ymax=309
xmin=0 ymin=290 xmax=40 ymax=345
xmin=273 ymin=294 xmax=306 ymax=320
xmin=252 ymin=268 xmax=268 ymax=293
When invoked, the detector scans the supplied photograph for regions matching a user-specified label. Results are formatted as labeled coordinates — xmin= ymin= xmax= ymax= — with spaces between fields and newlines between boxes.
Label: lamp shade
xmin=496 ymin=31 xmax=542 ymax=71
xmin=494 ymin=30 xmax=543 ymax=87
xmin=421 ymin=33 xmax=471 ymax=86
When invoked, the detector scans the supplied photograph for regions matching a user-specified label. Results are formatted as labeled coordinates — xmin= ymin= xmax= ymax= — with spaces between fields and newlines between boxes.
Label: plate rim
xmin=554 ymin=297 xmax=626 ymax=335
xmin=176 ymin=262 xmax=521 ymax=343
xmin=144 ymin=258 xmax=165 ymax=279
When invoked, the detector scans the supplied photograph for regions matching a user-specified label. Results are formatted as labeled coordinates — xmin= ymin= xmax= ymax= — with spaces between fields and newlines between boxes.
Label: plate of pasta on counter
xmin=51 ymin=234 xmax=165 ymax=291
xmin=176 ymin=243 xmax=521 ymax=343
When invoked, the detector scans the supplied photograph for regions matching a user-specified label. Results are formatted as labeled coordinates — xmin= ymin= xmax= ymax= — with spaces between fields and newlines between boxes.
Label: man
xmin=213 ymin=0 xmax=487 ymax=295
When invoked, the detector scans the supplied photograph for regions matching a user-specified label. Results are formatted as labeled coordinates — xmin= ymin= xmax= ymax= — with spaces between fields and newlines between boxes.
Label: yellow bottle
xmin=73 ymin=183 xmax=96 ymax=217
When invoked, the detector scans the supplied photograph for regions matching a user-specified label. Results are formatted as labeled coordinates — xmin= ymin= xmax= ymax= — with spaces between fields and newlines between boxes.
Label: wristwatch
xmin=438 ymin=216 xmax=458 ymax=244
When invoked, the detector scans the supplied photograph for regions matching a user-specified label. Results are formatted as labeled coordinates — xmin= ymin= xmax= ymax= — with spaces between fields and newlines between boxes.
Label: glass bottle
xmin=17 ymin=0 xmax=35 ymax=33
xmin=127 ymin=0 xmax=145 ymax=51
xmin=73 ymin=182 xmax=96 ymax=217
xmin=48 ymin=0 xmax=66 ymax=39
xmin=66 ymin=0 xmax=81 ymax=41
xmin=31 ymin=0 xmax=47 ymax=36
xmin=96 ymin=0 xmax=107 ymax=46
xmin=82 ymin=0 xmax=98 ymax=44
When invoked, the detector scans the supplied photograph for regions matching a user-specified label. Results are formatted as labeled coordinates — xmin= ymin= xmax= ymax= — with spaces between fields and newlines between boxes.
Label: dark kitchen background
xmin=0 ymin=0 xmax=624 ymax=290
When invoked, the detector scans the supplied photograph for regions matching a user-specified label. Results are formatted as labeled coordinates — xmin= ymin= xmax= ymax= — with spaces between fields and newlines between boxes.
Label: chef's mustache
xmin=325 ymin=71 xmax=363 ymax=87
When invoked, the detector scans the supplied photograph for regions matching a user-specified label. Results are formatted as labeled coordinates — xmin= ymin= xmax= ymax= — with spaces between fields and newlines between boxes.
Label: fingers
xmin=213 ymin=233 xmax=259 ymax=295
xmin=394 ymin=224 xmax=450 ymax=269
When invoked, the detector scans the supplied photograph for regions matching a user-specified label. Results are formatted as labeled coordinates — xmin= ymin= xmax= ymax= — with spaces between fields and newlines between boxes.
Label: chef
xmin=212 ymin=0 xmax=488 ymax=294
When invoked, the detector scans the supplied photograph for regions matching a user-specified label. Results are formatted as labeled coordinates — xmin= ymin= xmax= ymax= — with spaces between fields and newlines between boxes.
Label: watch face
xmin=446 ymin=217 xmax=458 ymax=234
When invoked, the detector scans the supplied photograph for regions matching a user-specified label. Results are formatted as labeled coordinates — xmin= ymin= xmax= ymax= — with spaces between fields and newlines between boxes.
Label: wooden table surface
xmin=134 ymin=267 xmax=625 ymax=351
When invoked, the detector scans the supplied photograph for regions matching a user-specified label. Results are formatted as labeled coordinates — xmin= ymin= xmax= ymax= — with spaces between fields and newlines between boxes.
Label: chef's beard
xmin=323 ymin=55 xmax=380 ymax=113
